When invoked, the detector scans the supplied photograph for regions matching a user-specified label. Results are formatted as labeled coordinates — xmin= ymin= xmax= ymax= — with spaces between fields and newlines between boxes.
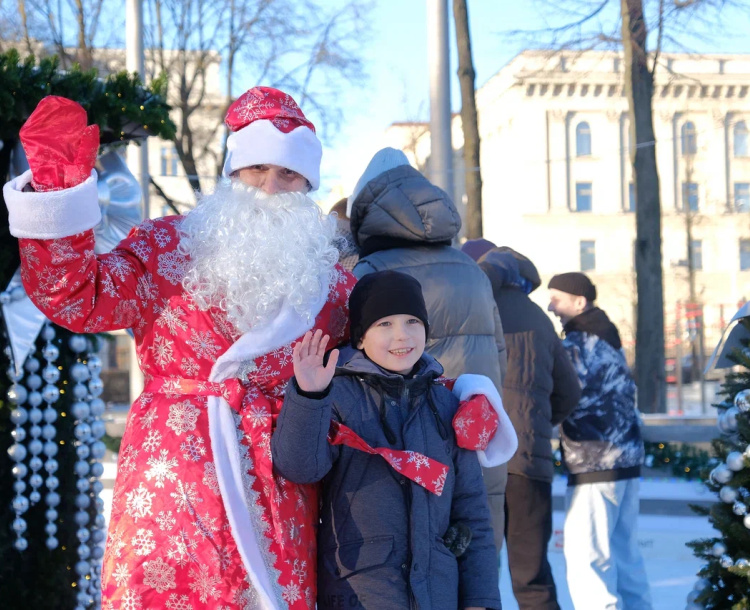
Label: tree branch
xmin=149 ymin=176 xmax=187 ymax=215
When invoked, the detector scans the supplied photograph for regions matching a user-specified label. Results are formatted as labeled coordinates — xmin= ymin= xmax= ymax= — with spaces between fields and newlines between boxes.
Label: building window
xmin=735 ymin=121 xmax=749 ymax=157
xmin=575 ymin=182 xmax=592 ymax=212
xmin=691 ymin=239 xmax=703 ymax=270
xmin=628 ymin=182 xmax=636 ymax=212
xmin=160 ymin=145 xmax=180 ymax=177
xmin=682 ymin=182 xmax=699 ymax=212
xmin=576 ymin=122 xmax=592 ymax=156
xmin=580 ymin=240 xmax=596 ymax=271
xmin=736 ymin=183 xmax=750 ymax=212
xmin=681 ymin=121 xmax=697 ymax=156
xmin=741 ymin=240 xmax=750 ymax=271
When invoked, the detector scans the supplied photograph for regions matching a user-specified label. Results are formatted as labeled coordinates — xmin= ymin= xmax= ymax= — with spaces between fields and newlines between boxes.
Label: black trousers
xmin=504 ymin=474 xmax=560 ymax=610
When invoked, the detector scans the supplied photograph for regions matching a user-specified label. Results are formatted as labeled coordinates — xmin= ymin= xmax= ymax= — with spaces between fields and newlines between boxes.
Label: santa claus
xmin=4 ymin=88 xmax=354 ymax=609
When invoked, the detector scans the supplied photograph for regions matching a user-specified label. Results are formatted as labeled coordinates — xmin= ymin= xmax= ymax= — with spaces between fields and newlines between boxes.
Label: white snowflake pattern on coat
xmin=16 ymin=215 xmax=355 ymax=608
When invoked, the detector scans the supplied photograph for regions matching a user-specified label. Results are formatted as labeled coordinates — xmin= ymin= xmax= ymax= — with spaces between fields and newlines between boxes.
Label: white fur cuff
xmin=453 ymin=374 xmax=518 ymax=467
xmin=3 ymin=169 xmax=101 ymax=239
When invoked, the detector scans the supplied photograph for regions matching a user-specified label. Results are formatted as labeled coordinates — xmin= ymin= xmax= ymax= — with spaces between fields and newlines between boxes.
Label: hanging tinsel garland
xmin=0 ymin=50 xmax=175 ymax=608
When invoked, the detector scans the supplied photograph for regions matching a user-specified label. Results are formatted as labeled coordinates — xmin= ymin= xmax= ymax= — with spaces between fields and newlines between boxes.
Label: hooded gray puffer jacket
xmin=349 ymin=164 xmax=506 ymax=388
xmin=271 ymin=348 xmax=501 ymax=610
xmin=478 ymin=247 xmax=580 ymax=482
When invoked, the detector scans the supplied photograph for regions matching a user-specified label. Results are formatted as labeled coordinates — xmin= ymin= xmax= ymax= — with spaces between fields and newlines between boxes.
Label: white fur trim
xmin=3 ymin=169 xmax=101 ymax=239
xmin=205 ymin=272 xmax=329 ymax=608
xmin=209 ymin=272 xmax=330 ymax=383
xmin=222 ymin=120 xmax=322 ymax=190
xmin=453 ymin=374 xmax=518 ymax=467
xmin=208 ymin=396 xmax=279 ymax=610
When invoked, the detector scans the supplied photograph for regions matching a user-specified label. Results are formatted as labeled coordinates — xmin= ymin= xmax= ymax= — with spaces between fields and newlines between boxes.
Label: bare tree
xmin=677 ymin=134 xmax=710 ymax=398
xmin=511 ymin=0 xmax=746 ymax=412
xmin=453 ymin=0 xmax=483 ymax=238
xmin=401 ymin=122 xmax=430 ymax=174
xmin=68 ymin=0 xmax=108 ymax=69
xmin=144 ymin=0 xmax=370 ymax=193
xmin=11 ymin=0 xmax=119 ymax=68
xmin=145 ymin=0 xmax=225 ymax=192
xmin=18 ymin=0 xmax=34 ymax=56
xmin=622 ymin=0 xmax=666 ymax=413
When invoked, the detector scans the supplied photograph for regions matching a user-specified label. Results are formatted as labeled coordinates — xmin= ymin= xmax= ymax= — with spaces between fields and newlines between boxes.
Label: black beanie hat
xmin=548 ymin=272 xmax=597 ymax=302
xmin=349 ymin=270 xmax=429 ymax=347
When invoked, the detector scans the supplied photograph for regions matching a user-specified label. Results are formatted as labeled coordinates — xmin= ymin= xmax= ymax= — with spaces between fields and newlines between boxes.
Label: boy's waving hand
xmin=293 ymin=329 xmax=338 ymax=393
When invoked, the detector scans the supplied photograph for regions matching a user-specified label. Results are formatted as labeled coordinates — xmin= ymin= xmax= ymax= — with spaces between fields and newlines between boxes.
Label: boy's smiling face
xmin=357 ymin=314 xmax=426 ymax=375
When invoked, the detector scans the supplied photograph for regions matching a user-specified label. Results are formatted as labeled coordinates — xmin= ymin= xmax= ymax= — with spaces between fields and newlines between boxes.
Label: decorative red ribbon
xmin=144 ymin=376 xmax=246 ymax=412
xmin=327 ymin=421 xmax=449 ymax=496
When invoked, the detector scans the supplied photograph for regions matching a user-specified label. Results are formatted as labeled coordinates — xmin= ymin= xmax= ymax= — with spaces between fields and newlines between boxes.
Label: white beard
xmin=178 ymin=179 xmax=339 ymax=333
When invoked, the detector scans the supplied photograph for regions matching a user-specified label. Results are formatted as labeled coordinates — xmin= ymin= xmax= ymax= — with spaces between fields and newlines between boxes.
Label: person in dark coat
xmin=463 ymin=242 xmax=580 ymax=610
xmin=347 ymin=148 xmax=509 ymax=557
xmin=547 ymin=272 xmax=651 ymax=610
xmin=272 ymin=271 xmax=502 ymax=610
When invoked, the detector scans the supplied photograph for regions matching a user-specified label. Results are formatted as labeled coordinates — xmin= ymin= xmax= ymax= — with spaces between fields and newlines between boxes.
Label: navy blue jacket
xmin=560 ymin=308 xmax=645 ymax=485
xmin=271 ymin=347 xmax=501 ymax=610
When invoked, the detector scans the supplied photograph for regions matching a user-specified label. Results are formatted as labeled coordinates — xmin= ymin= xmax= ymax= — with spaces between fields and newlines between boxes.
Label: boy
xmin=272 ymin=270 xmax=503 ymax=610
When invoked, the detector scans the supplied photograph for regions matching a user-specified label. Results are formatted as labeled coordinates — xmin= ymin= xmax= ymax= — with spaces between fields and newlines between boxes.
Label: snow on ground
xmin=501 ymin=478 xmax=717 ymax=610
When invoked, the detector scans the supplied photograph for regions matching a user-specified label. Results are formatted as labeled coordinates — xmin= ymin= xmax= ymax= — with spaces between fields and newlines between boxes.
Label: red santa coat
xmin=4 ymin=170 xmax=355 ymax=610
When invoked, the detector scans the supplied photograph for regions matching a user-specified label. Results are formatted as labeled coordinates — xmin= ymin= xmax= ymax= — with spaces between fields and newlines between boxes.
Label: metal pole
xmin=698 ymin=305 xmax=707 ymax=414
xmin=126 ymin=0 xmax=147 ymax=402
xmin=426 ymin=0 xmax=454 ymax=198
xmin=126 ymin=0 xmax=150 ymax=221
xmin=675 ymin=302 xmax=684 ymax=414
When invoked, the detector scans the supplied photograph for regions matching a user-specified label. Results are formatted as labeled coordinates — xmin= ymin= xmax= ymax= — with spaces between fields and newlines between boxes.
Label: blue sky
xmin=317 ymin=0 xmax=750 ymax=199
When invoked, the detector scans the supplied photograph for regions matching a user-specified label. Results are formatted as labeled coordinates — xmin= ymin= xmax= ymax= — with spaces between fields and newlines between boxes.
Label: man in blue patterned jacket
xmin=547 ymin=272 xmax=652 ymax=610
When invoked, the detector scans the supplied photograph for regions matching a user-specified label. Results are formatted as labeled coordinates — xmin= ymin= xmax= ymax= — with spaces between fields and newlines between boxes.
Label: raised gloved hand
xmin=19 ymin=96 xmax=100 ymax=192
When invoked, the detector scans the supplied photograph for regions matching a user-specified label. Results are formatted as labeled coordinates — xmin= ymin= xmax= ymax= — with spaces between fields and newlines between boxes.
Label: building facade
xmin=391 ymin=50 xmax=750 ymax=354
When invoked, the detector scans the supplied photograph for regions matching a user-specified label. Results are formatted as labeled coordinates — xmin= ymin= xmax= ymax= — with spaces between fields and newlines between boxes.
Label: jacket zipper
xmin=402 ymin=382 xmax=420 ymax=610
xmin=409 ymin=585 xmax=420 ymax=610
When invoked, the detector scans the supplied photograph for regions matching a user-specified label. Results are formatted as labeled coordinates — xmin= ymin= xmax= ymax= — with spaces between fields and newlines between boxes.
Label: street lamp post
xmin=126 ymin=0 xmax=147 ymax=403
xmin=426 ymin=0 xmax=454 ymax=198
xmin=126 ymin=0 xmax=150 ymax=221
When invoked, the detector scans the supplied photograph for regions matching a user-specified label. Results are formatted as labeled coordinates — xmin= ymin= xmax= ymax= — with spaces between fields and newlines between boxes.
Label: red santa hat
xmin=222 ymin=86 xmax=322 ymax=190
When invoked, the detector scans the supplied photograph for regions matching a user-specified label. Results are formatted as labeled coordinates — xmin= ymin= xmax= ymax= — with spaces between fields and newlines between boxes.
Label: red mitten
xmin=19 ymin=96 xmax=100 ymax=192
xmin=452 ymin=394 xmax=499 ymax=451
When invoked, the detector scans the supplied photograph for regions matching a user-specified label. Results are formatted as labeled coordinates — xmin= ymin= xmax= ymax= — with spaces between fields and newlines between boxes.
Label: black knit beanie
xmin=349 ymin=271 xmax=429 ymax=347
xmin=548 ymin=272 xmax=597 ymax=302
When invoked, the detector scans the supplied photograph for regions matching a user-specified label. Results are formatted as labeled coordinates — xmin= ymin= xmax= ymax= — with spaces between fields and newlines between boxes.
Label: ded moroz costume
xmin=4 ymin=88 xmax=353 ymax=609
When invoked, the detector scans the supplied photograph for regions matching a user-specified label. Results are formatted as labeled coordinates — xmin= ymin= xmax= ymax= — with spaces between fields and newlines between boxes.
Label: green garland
xmin=0 ymin=49 xmax=177 ymax=291
xmin=553 ymin=441 xmax=713 ymax=481
xmin=0 ymin=49 xmax=176 ymax=143
xmin=643 ymin=441 xmax=713 ymax=480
